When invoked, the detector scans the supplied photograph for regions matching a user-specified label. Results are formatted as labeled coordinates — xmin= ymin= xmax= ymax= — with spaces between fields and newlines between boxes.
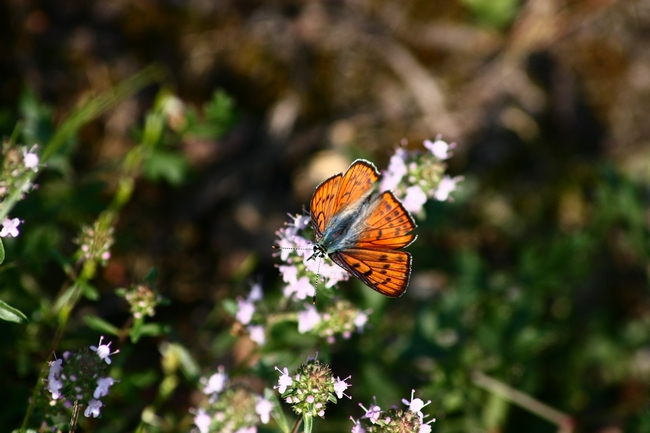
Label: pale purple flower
xmin=0 ymin=218 xmax=21 ymax=238
xmin=48 ymin=358 xmax=63 ymax=379
xmin=380 ymin=149 xmax=408 ymax=192
xmin=193 ymin=408 xmax=212 ymax=433
xmin=90 ymin=336 xmax=119 ymax=365
xmin=297 ymin=304 xmax=321 ymax=333
xmin=278 ymin=264 xmax=299 ymax=284
xmin=402 ymin=185 xmax=427 ymax=213
xmin=350 ymin=417 xmax=366 ymax=433
xmin=434 ymin=175 xmax=463 ymax=201
xmin=420 ymin=421 xmax=433 ymax=433
xmin=23 ymin=150 xmax=40 ymax=171
xmin=47 ymin=374 xmax=63 ymax=400
xmin=333 ymin=376 xmax=351 ymax=399
xmin=248 ymin=283 xmax=263 ymax=302
xmin=84 ymin=399 xmax=103 ymax=418
xmin=93 ymin=377 xmax=115 ymax=399
xmin=402 ymin=389 xmax=431 ymax=420
xmin=290 ymin=214 xmax=311 ymax=231
xmin=275 ymin=366 xmax=293 ymax=394
xmin=284 ymin=276 xmax=315 ymax=300
xmin=256 ymin=397 xmax=273 ymax=423
xmin=354 ymin=311 xmax=369 ymax=332
xmin=360 ymin=401 xmax=382 ymax=424
xmin=424 ymin=138 xmax=452 ymax=160
xmin=234 ymin=427 xmax=256 ymax=433
xmin=203 ymin=367 xmax=228 ymax=395
xmin=236 ymin=298 xmax=255 ymax=325
xmin=248 ymin=325 xmax=266 ymax=345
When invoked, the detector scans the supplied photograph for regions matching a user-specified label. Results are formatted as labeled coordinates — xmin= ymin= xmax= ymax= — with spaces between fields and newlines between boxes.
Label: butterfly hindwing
xmin=355 ymin=191 xmax=417 ymax=249
xmin=330 ymin=249 xmax=412 ymax=297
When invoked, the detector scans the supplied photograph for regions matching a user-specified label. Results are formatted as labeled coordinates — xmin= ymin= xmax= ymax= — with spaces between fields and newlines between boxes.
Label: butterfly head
xmin=307 ymin=244 xmax=327 ymax=262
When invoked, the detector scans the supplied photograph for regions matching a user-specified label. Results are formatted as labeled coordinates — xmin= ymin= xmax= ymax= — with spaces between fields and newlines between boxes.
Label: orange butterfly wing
xmin=355 ymin=191 xmax=417 ymax=249
xmin=310 ymin=159 xmax=379 ymax=238
xmin=310 ymin=173 xmax=343 ymax=238
xmin=330 ymin=249 xmax=412 ymax=297
xmin=333 ymin=160 xmax=378 ymax=214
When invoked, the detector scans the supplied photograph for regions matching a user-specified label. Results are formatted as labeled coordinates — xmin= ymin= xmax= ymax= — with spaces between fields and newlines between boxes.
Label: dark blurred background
xmin=2 ymin=0 xmax=650 ymax=432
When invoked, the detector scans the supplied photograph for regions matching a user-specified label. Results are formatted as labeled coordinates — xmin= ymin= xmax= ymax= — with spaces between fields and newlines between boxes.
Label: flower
xmin=434 ymin=175 xmax=463 ymax=201
xmin=284 ymin=276 xmax=315 ymax=300
xmin=203 ymin=367 xmax=228 ymax=395
xmin=193 ymin=408 xmax=212 ymax=433
xmin=403 ymin=185 xmax=427 ymax=214
xmin=380 ymin=150 xmax=408 ymax=192
xmin=248 ymin=325 xmax=266 ymax=345
xmin=84 ymin=399 xmax=103 ymax=418
xmin=0 ymin=218 xmax=21 ymax=238
xmin=94 ymin=377 xmax=115 ymax=399
xmin=23 ymin=149 xmax=40 ymax=171
xmin=402 ymin=389 xmax=431 ymax=420
xmin=255 ymin=397 xmax=273 ymax=423
xmin=424 ymin=138 xmax=453 ymax=160
xmin=248 ymin=283 xmax=263 ymax=302
xmin=333 ymin=376 xmax=351 ymax=399
xmin=354 ymin=311 xmax=369 ymax=332
xmin=90 ymin=336 xmax=119 ymax=365
xmin=360 ymin=401 xmax=382 ymax=424
xmin=297 ymin=304 xmax=321 ymax=333
xmin=274 ymin=366 xmax=293 ymax=394
xmin=351 ymin=417 xmax=367 ymax=433
xmin=236 ymin=298 xmax=255 ymax=325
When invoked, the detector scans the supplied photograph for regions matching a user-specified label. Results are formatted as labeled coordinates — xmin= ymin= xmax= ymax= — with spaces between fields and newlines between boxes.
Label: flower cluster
xmin=117 ymin=284 xmax=162 ymax=319
xmin=234 ymin=282 xmax=266 ymax=346
xmin=74 ymin=220 xmax=114 ymax=266
xmin=275 ymin=213 xmax=349 ymax=300
xmin=45 ymin=336 xmax=119 ymax=421
xmin=381 ymin=137 xmax=463 ymax=217
xmin=192 ymin=366 xmax=274 ymax=433
xmin=296 ymin=300 xmax=370 ymax=342
xmin=0 ymin=142 xmax=41 ymax=238
xmin=275 ymin=358 xmax=351 ymax=419
xmin=351 ymin=390 xmax=435 ymax=433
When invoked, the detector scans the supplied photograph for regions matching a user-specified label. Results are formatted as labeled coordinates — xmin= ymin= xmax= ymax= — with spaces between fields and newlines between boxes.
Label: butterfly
xmin=308 ymin=159 xmax=417 ymax=297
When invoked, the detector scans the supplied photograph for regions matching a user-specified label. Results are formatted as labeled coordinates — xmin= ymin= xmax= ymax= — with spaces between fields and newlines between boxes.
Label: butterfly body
xmin=309 ymin=159 xmax=417 ymax=297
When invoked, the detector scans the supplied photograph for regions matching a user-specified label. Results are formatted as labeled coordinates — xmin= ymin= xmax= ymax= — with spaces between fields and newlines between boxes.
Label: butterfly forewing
xmin=355 ymin=191 xmax=417 ymax=249
xmin=310 ymin=173 xmax=343 ymax=238
xmin=331 ymin=249 xmax=412 ymax=297
xmin=332 ymin=160 xmax=379 ymax=215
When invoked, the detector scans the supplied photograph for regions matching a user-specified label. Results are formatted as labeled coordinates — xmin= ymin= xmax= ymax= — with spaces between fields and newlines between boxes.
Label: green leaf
xmin=83 ymin=314 xmax=120 ymax=336
xmin=142 ymin=149 xmax=189 ymax=186
xmin=0 ymin=238 xmax=4 ymax=265
xmin=172 ymin=343 xmax=201 ymax=381
xmin=136 ymin=322 xmax=170 ymax=339
xmin=0 ymin=299 xmax=28 ymax=324
xmin=222 ymin=299 xmax=237 ymax=317
xmin=460 ymin=0 xmax=519 ymax=28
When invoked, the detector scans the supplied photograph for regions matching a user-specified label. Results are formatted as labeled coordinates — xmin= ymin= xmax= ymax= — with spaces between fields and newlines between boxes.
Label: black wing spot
xmin=375 ymin=229 xmax=383 ymax=240
xmin=352 ymin=262 xmax=361 ymax=268
xmin=382 ymin=263 xmax=390 ymax=269
xmin=363 ymin=269 xmax=373 ymax=277
xmin=379 ymin=254 xmax=388 ymax=261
